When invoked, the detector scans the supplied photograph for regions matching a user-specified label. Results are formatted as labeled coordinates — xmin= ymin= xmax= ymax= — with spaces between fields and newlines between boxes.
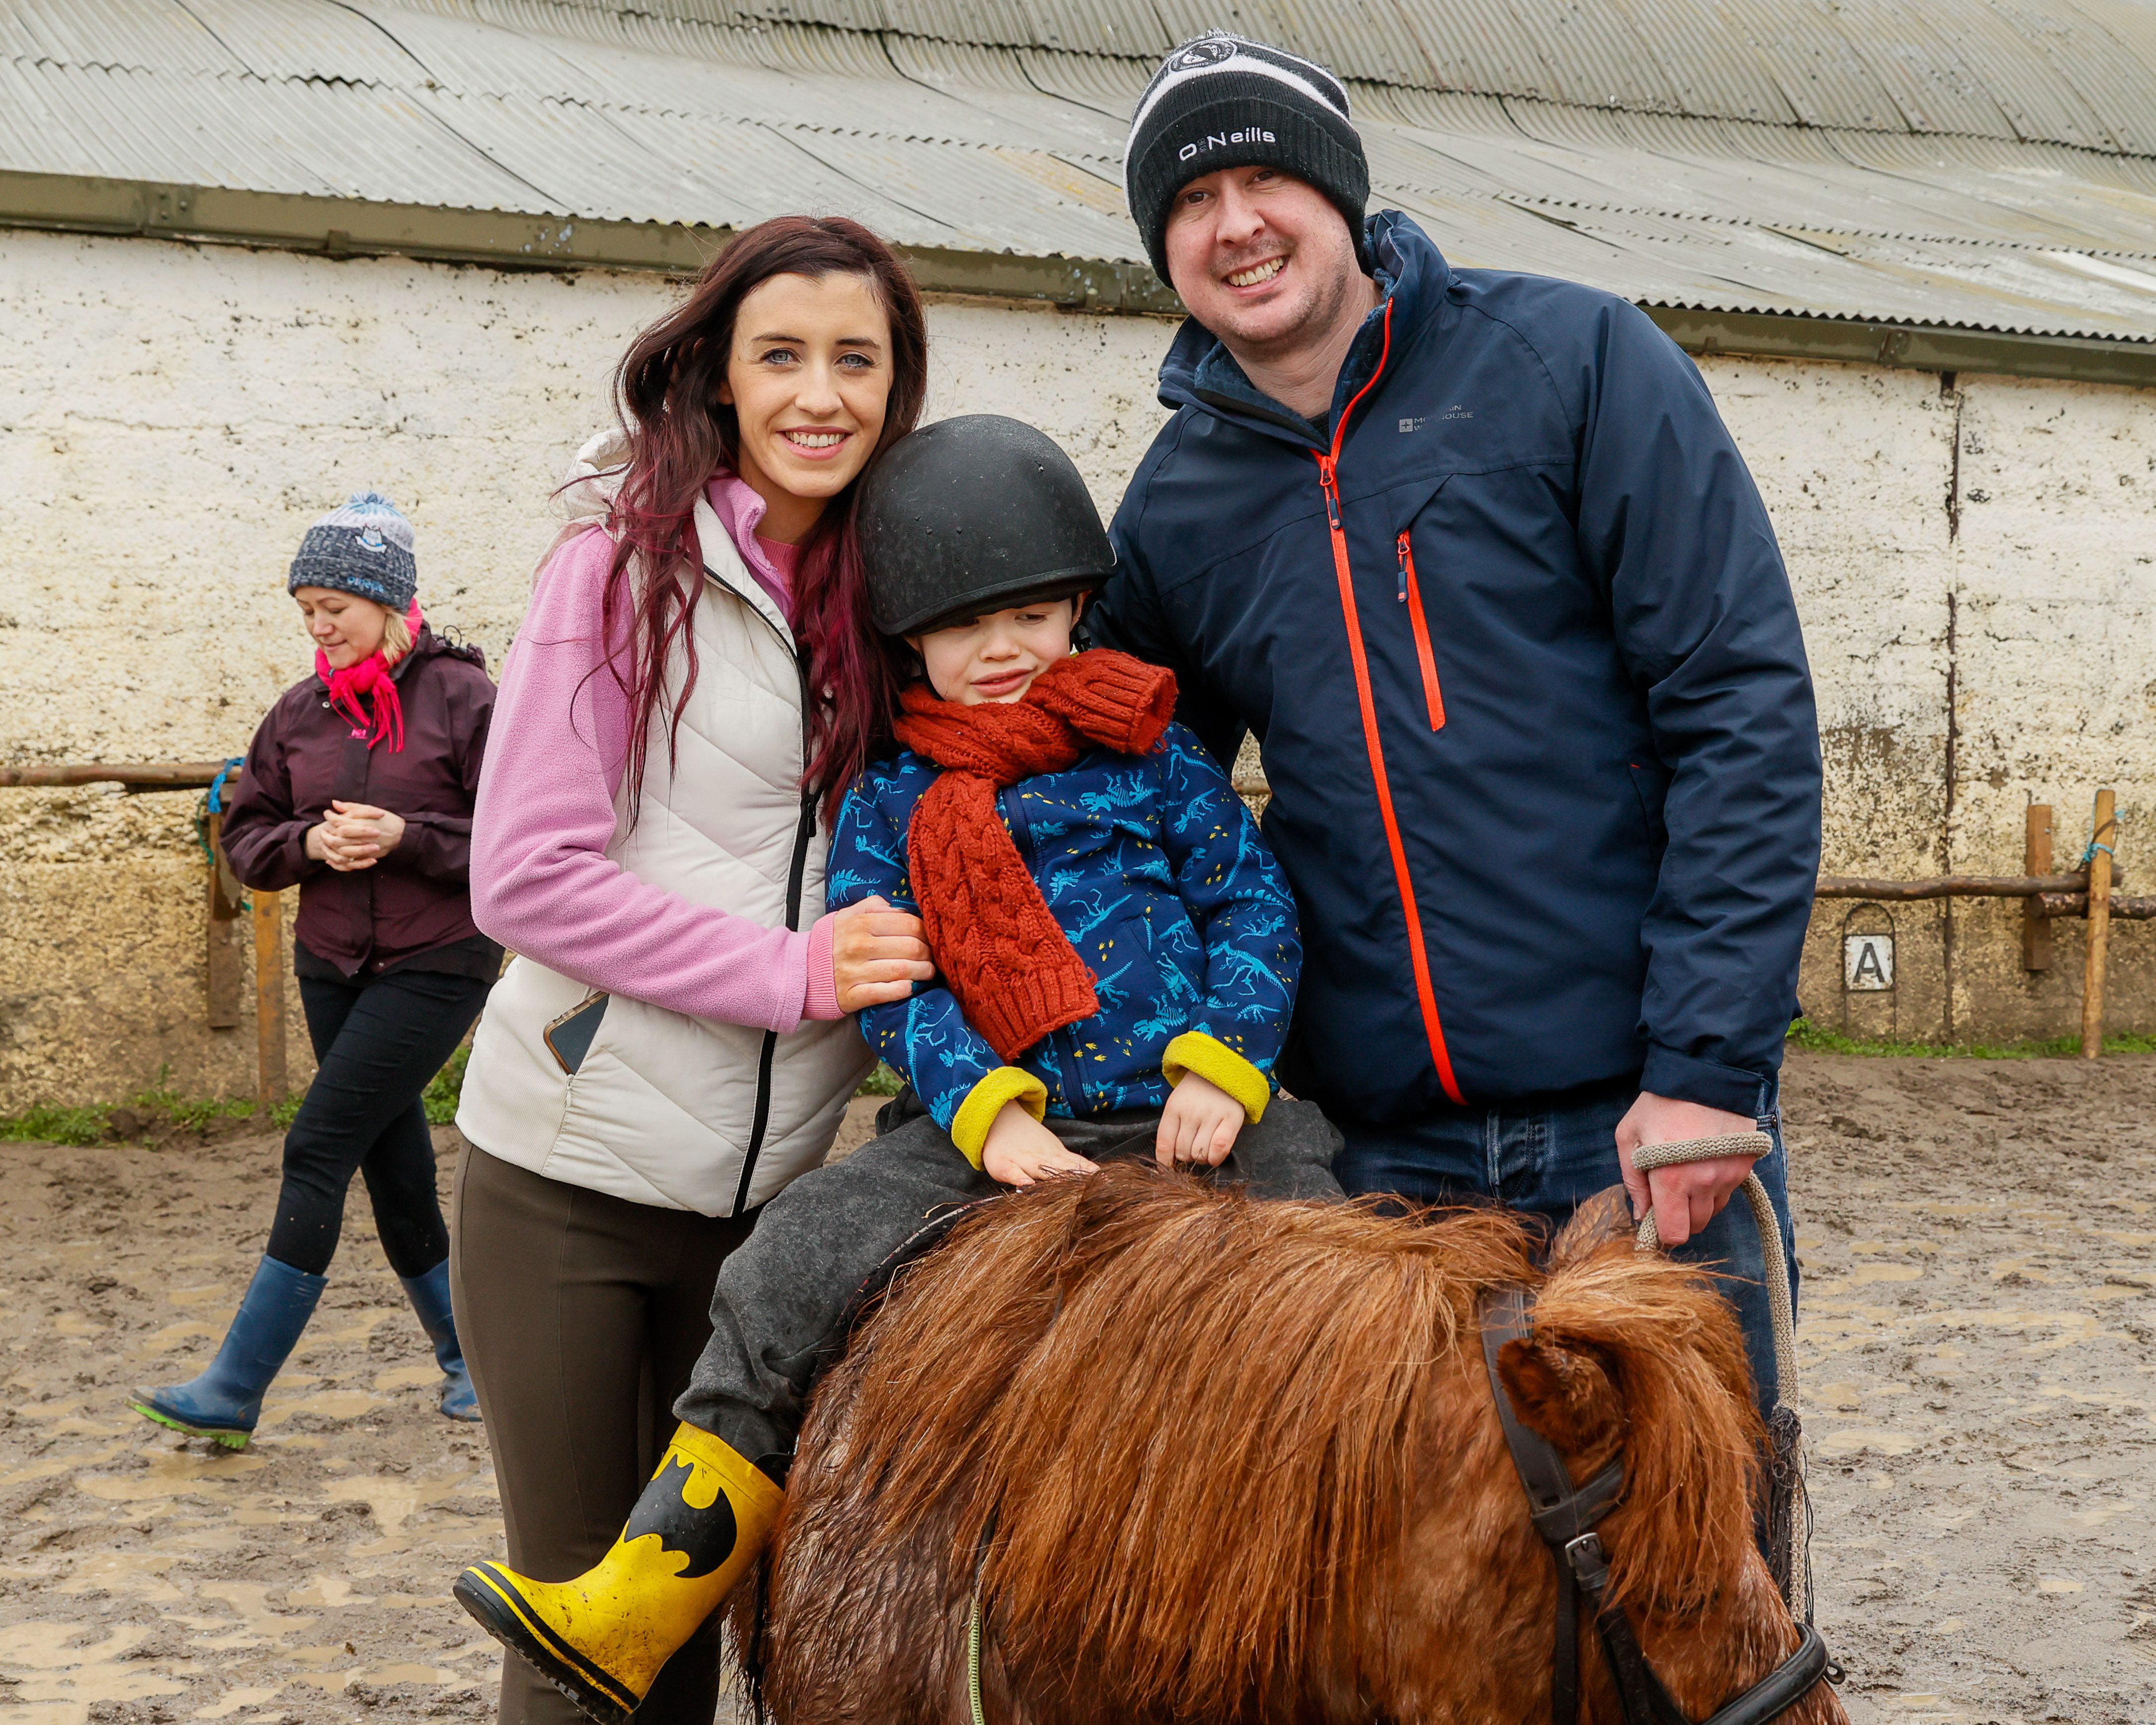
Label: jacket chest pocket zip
xmin=1395 ymin=531 xmax=1445 ymax=732
xmin=1310 ymin=296 xmax=1464 ymax=1105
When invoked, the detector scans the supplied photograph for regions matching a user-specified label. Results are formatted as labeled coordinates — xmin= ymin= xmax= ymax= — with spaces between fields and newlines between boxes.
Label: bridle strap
xmin=1588 ymin=1588 xmax=1687 ymax=1725
xmin=1481 ymin=1284 xmax=1602 ymax=1725
xmin=1696 ymin=1625 xmax=1829 ymax=1725
xmin=1480 ymin=1289 xmax=1614 ymax=1532
xmin=1593 ymin=1614 xmax=1829 ymax=1725
xmin=1480 ymin=1284 xmax=1832 ymax=1725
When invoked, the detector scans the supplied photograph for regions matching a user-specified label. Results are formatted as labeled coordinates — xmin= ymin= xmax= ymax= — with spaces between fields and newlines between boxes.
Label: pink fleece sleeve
xmin=470 ymin=526 xmax=841 ymax=1033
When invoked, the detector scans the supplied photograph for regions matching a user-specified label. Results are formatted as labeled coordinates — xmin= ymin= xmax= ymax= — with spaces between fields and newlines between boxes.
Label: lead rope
xmin=1631 ymin=1132 xmax=1807 ymax=1623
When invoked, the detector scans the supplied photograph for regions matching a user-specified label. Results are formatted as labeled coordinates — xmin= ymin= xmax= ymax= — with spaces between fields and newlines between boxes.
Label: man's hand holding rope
xmin=1615 ymin=1092 xmax=1762 ymax=1247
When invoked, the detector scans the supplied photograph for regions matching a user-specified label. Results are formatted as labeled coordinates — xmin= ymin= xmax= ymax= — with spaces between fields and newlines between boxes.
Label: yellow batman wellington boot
xmin=455 ymin=1424 xmax=783 ymax=1725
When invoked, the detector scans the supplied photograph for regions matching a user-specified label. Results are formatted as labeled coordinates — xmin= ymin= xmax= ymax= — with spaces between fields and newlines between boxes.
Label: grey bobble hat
xmin=287 ymin=491 xmax=417 ymax=610
xmin=1123 ymin=31 xmax=1372 ymax=284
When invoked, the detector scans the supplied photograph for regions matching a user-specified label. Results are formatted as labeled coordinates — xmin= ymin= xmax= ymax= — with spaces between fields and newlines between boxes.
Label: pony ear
xmin=1549 ymin=1186 xmax=1633 ymax=1265
xmin=1496 ymin=1333 xmax=1625 ymax=1460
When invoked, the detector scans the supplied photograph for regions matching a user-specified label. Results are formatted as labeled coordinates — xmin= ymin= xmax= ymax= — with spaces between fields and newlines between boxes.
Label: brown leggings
xmin=451 ymin=1144 xmax=757 ymax=1725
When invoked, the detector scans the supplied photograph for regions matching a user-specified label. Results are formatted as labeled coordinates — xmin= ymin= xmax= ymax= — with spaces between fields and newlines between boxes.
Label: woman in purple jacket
xmin=130 ymin=492 xmax=497 ymax=1448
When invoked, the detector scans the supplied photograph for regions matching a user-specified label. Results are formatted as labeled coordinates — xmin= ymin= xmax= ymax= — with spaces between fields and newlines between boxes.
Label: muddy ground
xmin=1 ymin=1055 xmax=2151 ymax=1725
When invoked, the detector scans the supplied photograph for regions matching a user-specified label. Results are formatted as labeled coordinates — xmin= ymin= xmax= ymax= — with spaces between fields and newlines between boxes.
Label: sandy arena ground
xmin=0 ymin=1055 xmax=2151 ymax=1725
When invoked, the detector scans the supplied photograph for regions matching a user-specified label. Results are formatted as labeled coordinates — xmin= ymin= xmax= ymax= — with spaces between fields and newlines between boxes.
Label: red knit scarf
xmin=317 ymin=601 xmax=422 ymax=751
xmin=893 ymin=651 xmax=1177 ymax=1062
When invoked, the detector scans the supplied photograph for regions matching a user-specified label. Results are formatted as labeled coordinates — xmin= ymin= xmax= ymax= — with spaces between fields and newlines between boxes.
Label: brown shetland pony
xmin=737 ymin=1164 xmax=1847 ymax=1725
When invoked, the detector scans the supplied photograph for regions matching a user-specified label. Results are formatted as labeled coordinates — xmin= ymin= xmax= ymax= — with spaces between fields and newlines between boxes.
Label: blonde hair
xmin=380 ymin=606 xmax=414 ymax=662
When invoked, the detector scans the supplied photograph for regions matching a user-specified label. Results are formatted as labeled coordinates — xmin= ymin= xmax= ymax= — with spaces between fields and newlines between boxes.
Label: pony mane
xmin=810 ymin=1164 xmax=1538 ymax=1718
xmin=754 ymin=1163 xmax=1791 ymax=1725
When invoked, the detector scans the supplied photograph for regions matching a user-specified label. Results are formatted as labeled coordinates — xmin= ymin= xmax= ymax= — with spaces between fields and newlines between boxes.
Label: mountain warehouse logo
xmin=1178 ymin=128 xmax=1277 ymax=162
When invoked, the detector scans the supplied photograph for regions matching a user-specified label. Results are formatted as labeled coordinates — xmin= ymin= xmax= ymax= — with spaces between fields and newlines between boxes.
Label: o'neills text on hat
xmin=1179 ymin=127 xmax=1276 ymax=163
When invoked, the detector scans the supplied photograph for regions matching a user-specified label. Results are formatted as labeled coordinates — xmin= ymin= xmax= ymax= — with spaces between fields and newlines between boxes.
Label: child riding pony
xmin=456 ymin=416 xmax=1340 ymax=1723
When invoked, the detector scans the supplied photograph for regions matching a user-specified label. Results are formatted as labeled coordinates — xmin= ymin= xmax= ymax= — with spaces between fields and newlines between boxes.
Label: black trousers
xmin=264 ymin=967 xmax=492 ymax=1277
xmin=674 ymin=1092 xmax=1345 ymax=1471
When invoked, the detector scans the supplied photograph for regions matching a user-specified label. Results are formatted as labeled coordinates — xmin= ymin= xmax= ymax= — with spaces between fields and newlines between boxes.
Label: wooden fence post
xmin=2023 ymin=804 xmax=2053 ymax=972
xmin=2081 ymin=789 xmax=2117 ymax=1059
xmin=253 ymin=888 xmax=287 ymax=1109
xmin=204 ymin=810 xmax=245 ymax=1027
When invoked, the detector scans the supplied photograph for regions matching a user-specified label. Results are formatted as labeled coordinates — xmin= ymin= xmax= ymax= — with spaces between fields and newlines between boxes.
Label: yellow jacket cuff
xmin=1162 ymin=1032 xmax=1272 ymax=1123
xmin=950 ymin=1067 xmax=1050 ymax=1168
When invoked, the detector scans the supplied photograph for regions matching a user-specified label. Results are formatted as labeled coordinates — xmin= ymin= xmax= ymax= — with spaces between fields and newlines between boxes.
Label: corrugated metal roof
xmin=829 ymin=0 xmax=2156 ymax=150
xmin=1 ymin=0 xmax=2154 ymax=345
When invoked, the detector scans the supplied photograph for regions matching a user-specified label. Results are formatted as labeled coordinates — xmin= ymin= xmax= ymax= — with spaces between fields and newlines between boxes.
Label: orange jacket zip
xmin=1396 ymin=531 xmax=1445 ymax=731
xmin=1311 ymin=301 xmax=1464 ymax=1105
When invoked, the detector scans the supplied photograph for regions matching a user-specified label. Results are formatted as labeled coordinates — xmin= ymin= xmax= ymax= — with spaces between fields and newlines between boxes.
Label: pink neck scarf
xmin=318 ymin=600 xmax=422 ymax=751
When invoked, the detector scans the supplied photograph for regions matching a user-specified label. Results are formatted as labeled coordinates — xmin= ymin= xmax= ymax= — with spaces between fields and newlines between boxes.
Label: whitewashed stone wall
xmin=1 ymin=227 xmax=2151 ymax=1107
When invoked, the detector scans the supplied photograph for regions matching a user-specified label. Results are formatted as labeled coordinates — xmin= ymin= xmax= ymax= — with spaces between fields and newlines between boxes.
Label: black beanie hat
xmin=1123 ymin=31 xmax=1372 ymax=286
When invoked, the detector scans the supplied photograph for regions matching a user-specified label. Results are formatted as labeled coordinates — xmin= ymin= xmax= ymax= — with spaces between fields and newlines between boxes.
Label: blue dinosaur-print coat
xmin=827 ymin=722 xmax=1301 ymax=1132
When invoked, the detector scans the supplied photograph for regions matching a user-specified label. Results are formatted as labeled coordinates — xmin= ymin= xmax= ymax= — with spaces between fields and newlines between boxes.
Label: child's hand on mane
xmin=981 ymin=1105 xmax=1099 ymax=1188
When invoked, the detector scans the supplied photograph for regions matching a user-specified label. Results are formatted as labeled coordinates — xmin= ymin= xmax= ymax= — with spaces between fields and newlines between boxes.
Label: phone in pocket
xmin=543 ymin=992 xmax=609 ymax=1076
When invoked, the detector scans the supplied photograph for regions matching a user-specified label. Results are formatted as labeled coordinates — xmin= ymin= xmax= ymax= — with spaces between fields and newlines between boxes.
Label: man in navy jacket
xmin=1096 ymin=32 xmax=1822 ymax=1410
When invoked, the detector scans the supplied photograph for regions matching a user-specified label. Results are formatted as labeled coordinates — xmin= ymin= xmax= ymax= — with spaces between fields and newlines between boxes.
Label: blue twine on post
xmin=2079 ymin=801 xmax=2120 ymax=873
xmin=205 ymin=757 xmax=244 ymax=815
xmin=194 ymin=757 xmax=248 ymax=876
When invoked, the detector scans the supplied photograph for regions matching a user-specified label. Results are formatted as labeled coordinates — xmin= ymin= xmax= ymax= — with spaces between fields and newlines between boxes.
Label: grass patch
xmin=0 ymin=1103 xmax=110 ymax=1146
xmin=855 ymin=1062 xmax=905 ymax=1098
xmin=0 ymin=1046 xmax=473 ymax=1144
xmin=0 ymin=1064 xmax=252 ymax=1145
xmin=129 ymin=1072 xmax=257 ymax=1134
xmin=14 ymin=1022 xmax=2155 ymax=1146
xmin=423 ymin=1044 xmax=470 ymax=1126
xmin=1787 ymin=1016 xmax=2156 ymax=1060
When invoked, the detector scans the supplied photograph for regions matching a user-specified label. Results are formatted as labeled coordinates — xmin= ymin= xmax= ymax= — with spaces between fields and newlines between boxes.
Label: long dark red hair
xmin=600 ymin=215 xmax=926 ymax=823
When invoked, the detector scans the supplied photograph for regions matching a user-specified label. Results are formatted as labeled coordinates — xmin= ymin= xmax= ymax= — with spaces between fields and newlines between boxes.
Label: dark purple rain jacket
xmin=221 ymin=629 xmax=496 ymax=978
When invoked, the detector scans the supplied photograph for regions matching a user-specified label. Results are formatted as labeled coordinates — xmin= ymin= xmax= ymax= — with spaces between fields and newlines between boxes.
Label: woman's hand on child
xmin=981 ymin=1103 xmax=1098 ymax=1188
xmin=832 ymin=895 xmax=935 ymax=1012
xmin=1156 ymin=1072 xmax=1244 ymax=1170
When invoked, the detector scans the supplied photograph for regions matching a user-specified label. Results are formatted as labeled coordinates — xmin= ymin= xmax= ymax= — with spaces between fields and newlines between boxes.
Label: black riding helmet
xmin=857 ymin=415 xmax=1115 ymax=636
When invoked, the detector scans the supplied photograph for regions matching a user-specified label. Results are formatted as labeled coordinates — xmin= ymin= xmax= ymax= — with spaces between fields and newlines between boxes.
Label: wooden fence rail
xmin=0 ymin=762 xmax=230 ymax=789
xmin=1240 ymin=775 xmax=2133 ymax=1057
xmin=2035 ymin=893 xmax=2156 ymax=920
xmin=1815 ymin=871 xmax=2120 ymax=900
xmin=5 ymin=767 xmax=2140 ymax=1074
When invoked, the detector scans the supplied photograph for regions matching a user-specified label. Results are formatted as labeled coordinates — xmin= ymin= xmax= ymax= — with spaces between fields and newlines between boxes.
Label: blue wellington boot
xmin=401 ymin=1260 xmax=481 ymax=1422
xmin=129 ymin=1256 xmax=327 ymax=1450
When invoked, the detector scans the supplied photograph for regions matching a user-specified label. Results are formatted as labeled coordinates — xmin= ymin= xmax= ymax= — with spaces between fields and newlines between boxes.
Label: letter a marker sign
xmin=1844 ymin=933 xmax=1894 ymax=992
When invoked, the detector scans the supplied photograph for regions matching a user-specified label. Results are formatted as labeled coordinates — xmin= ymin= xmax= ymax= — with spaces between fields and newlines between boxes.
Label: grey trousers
xmin=674 ymin=1093 xmax=1344 ymax=1472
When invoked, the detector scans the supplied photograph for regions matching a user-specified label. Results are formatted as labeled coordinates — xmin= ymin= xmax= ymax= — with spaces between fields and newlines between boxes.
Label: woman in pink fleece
xmin=447 ymin=216 xmax=934 ymax=1725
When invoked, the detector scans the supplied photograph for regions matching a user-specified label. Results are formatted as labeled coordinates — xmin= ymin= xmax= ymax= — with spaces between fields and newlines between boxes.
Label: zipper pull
xmin=1315 ymin=454 xmax=1341 ymax=530
xmin=1397 ymin=531 xmax=1411 ymax=602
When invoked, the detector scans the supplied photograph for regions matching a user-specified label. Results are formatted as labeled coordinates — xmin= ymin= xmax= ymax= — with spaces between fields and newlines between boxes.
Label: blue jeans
xmin=1334 ymin=1076 xmax=1795 ymax=1416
